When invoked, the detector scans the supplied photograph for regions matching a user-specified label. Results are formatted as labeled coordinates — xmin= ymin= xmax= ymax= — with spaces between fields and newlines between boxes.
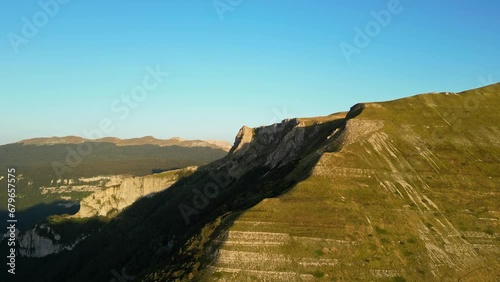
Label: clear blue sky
xmin=1 ymin=0 xmax=499 ymax=145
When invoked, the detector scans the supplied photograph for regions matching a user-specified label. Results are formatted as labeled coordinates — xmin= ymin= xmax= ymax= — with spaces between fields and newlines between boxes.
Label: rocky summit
xmin=8 ymin=83 xmax=500 ymax=282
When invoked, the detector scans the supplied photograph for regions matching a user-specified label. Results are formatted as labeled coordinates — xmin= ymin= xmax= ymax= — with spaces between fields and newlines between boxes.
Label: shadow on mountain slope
xmin=0 ymin=200 xmax=80 ymax=232
xmin=11 ymin=106 xmax=361 ymax=282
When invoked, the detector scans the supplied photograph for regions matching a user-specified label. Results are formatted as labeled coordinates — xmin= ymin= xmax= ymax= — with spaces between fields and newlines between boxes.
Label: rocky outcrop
xmin=223 ymin=119 xmax=311 ymax=178
xmin=15 ymin=167 xmax=198 ymax=258
xmin=18 ymin=224 xmax=86 ymax=258
xmin=75 ymin=167 xmax=197 ymax=218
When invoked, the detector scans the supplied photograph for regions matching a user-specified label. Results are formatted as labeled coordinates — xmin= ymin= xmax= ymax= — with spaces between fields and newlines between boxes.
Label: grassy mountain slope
xmin=9 ymin=84 xmax=499 ymax=282
xmin=203 ymin=84 xmax=500 ymax=281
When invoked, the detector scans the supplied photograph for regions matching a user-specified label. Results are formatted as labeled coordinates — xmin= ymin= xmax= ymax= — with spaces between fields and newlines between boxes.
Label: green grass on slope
xmin=210 ymin=84 xmax=500 ymax=281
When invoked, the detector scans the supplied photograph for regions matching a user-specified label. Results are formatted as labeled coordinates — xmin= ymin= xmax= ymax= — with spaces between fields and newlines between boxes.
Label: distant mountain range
xmin=0 ymin=136 xmax=231 ymax=234
xmin=17 ymin=136 xmax=232 ymax=151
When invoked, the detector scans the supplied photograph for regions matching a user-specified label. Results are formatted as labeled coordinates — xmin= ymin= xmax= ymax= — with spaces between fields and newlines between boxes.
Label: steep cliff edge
xmin=17 ymin=224 xmax=87 ymax=258
xmin=75 ymin=167 xmax=197 ymax=218
xmin=14 ymin=167 xmax=197 ymax=259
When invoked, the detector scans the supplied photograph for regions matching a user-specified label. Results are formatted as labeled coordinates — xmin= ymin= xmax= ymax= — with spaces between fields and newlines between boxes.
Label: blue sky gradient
xmin=1 ymin=0 xmax=499 ymax=144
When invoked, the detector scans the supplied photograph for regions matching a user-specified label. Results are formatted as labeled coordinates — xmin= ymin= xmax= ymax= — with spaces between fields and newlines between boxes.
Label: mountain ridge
xmin=16 ymin=136 xmax=232 ymax=151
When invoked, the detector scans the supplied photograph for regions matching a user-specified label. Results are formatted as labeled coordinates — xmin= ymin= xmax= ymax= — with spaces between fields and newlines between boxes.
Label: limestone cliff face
xmin=76 ymin=167 xmax=197 ymax=218
xmin=15 ymin=167 xmax=199 ymax=258
xmin=225 ymin=103 xmax=369 ymax=176
xmin=223 ymin=118 xmax=319 ymax=178
xmin=18 ymin=225 xmax=86 ymax=258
